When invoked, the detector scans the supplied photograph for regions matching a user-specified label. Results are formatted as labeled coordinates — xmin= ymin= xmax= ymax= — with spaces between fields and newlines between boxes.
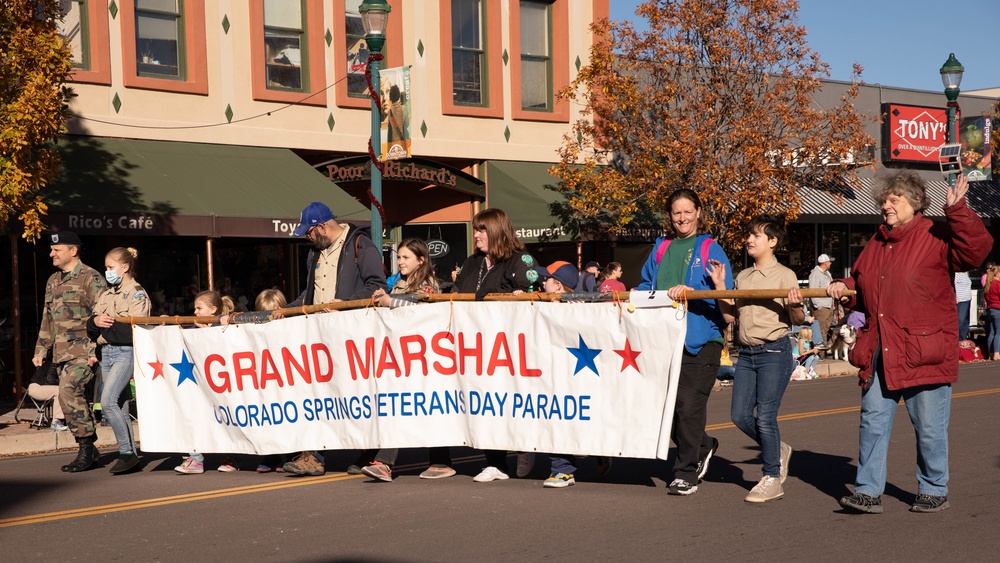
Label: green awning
xmin=486 ymin=160 xmax=571 ymax=243
xmin=45 ymin=136 xmax=370 ymax=238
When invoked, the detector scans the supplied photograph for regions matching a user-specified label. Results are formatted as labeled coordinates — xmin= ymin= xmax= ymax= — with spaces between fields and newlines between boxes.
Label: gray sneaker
xmin=910 ymin=494 xmax=950 ymax=513
xmin=50 ymin=419 xmax=69 ymax=432
xmin=779 ymin=442 xmax=792 ymax=484
xmin=745 ymin=475 xmax=783 ymax=503
xmin=839 ymin=493 xmax=883 ymax=514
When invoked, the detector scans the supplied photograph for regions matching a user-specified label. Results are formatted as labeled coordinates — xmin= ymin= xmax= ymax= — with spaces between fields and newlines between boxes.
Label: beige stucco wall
xmin=66 ymin=0 xmax=603 ymax=164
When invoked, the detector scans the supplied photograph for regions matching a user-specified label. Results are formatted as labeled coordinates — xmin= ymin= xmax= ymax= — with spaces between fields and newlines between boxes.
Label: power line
xmin=68 ymin=75 xmax=347 ymax=130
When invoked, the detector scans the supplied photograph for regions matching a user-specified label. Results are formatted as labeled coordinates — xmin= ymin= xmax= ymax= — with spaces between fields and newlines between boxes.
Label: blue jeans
xmin=957 ymin=301 xmax=970 ymax=341
xmin=795 ymin=319 xmax=823 ymax=346
xmin=988 ymin=309 xmax=1000 ymax=356
xmin=800 ymin=354 xmax=818 ymax=372
xmin=550 ymin=454 xmax=577 ymax=475
xmin=855 ymin=352 xmax=951 ymax=497
xmin=731 ymin=337 xmax=792 ymax=478
xmin=99 ymin=345 xmax=136 ymax=454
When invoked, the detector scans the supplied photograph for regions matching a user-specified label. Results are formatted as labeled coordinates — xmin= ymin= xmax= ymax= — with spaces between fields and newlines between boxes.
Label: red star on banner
xmin=614 ymin=339 xmax=641 ymax=373
xmin=149 ymin=357 xmax=164 ymax=380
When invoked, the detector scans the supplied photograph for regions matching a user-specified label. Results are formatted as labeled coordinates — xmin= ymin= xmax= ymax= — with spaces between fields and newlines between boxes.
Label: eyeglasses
xmin=306 ymin=225 xmax=320 ymax=237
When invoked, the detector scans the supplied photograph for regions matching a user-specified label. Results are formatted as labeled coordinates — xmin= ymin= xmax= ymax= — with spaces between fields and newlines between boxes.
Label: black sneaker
xmin=696 ymin=437 xmax=719 ymax=481
xmin=667 ymin=478 xmax=698 ymax=495
xmin=109 ymin=453 xmax=141 ymax=475
xmin=839 ymin=493 xmax=883 ymax=514
xmin=910 ymin=494 xmax=950 ymax=513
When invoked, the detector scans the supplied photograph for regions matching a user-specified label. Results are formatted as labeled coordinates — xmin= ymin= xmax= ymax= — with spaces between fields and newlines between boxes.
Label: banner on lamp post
xmin=959 ymin=115 xmax=992 ymax=181
xmin=380 ymin=66 xmax=412 ymax=161
xmin=132 ymin=301 xmax=686 ymax=460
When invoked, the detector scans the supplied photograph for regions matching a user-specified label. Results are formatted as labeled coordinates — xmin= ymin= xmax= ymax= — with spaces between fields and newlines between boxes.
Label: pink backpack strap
xmin=654 ymin=239 xmax=671 ymax=264
xmin=656 ymin=236 xmax=713 ymax=266
xmin=700 ymin=237 xmax=713 ymax=267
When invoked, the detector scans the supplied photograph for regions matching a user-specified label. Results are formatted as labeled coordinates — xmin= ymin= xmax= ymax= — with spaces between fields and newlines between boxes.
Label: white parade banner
xmin=132 ymin=301 xmax=686 ymax=459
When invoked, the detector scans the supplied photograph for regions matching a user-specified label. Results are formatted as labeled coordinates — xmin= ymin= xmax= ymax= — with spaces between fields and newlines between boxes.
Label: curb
xmin=0 ymin=423 xmax=140 ymax=457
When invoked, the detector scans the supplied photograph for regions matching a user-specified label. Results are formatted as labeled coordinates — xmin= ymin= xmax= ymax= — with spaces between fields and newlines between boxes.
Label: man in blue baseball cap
xmin=283 ymin=202 xmax=387 ymax=476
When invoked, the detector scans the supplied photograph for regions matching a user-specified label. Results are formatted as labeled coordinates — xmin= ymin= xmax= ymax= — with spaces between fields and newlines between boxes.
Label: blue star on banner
xmin=568 ymin=335 xmax=602 ymax=376
xmin=170 ymin=351 xmax=197 ymax=386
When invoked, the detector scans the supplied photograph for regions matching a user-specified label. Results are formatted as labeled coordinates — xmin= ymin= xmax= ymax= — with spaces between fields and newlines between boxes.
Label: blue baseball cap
xmin=535 ymin=261 xmax=579 ymax=290
xmin=293 ymin=202 xmax=336 ymax=236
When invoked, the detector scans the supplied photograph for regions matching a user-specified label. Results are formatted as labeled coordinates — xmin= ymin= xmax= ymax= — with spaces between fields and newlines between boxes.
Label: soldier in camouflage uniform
xmin=33 ymin=231 xmax=107 ymax=472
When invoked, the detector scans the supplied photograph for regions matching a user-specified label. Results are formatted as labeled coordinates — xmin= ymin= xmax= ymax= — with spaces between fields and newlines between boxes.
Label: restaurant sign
xmin=881 ymin=103 xmax=954 ymax=164
xmin=326 ymin=160 xmax=458 ymax=188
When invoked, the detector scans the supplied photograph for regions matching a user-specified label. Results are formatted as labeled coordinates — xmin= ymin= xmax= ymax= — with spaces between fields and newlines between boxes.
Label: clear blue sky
xmin=609 ymin=1 xmax=999 ymax=93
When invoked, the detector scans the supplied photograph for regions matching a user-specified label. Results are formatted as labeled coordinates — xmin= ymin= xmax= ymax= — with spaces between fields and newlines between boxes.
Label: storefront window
xmin=263 ymin=0 xmax=305 ymax=91
xmin=785 ymin=223 xmax=816 ymax=280
xmin=135 ymin=0 xmax=183 ymax=79
xmin=401 ymin=224 xmax=469 ymax=282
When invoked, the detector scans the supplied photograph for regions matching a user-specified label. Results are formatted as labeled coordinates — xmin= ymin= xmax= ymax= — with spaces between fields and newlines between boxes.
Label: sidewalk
xmin=0 ymin=358 xmax=859 ymax=457
xmin=808 ymin=357 xmax=859 ymax=379
xmin=0 ymin=405 xmax=140 ymax=457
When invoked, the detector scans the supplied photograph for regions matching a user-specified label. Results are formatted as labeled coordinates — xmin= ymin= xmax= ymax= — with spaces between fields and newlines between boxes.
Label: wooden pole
xmin=114 ymin=289 xmax=853 ymax=325
xmin=415 ymin=288 xmax=851 ymax=302
xmin=114 ymin=297 xmax=376 ymax=325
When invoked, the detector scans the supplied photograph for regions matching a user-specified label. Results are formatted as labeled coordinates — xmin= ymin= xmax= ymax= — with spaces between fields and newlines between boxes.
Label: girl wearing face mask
xmin=87 ymin=247 xmax=150 ymax=474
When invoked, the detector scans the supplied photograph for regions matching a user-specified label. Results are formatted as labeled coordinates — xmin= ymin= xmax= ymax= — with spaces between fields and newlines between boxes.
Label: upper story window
xmin=333 ymin=0 xmax=402 ymax=109
xmin=263 ymin=0 xmax=306 ymax=91
xmin=344 ymin=1 xmax=368 ymax=98
xmin=451 ymin=0 xmax=485 ymax=106
xmin=121 ymin=0 xmax=207 ymax=94
xmin=250 ymin=0 xmax=324 ymax=104
xmin=509 ymin=0 xmax=568 ymax=122
xmin=135 ymin=0 xmax=184 ymax=79
xmin=59 ymin=0 xmax=90 ymax=69
xmin=58 ymin=0 xmax=111 ymax=85
xmin=439 ymin=0 xmax=501 ymax=118
xmin=519 ymin=1 xmax=551 ymax=111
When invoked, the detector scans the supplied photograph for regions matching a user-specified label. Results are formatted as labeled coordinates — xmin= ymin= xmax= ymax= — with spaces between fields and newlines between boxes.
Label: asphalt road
xmin=2 ymin=363 xmax=999 ymax=562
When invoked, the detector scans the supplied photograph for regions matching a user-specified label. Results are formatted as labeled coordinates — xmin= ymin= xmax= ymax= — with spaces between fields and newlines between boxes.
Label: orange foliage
xmin=552 ymin=0 xmax=875 ymax=257
xmin=0 ymin=0 xmax=74 ymax=241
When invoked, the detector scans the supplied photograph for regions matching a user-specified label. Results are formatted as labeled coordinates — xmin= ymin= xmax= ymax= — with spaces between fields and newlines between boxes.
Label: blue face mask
xmin=105 ymin=269 xmax=123 ymax=285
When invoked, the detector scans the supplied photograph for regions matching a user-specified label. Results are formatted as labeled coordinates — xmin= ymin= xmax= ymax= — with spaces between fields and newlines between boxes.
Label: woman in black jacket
xmin=449 ymin=208 xmax=539 ymax=482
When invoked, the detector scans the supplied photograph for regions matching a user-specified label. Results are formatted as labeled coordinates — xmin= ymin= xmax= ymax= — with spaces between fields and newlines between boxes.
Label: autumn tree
xmin=553 ymin=0 xmax=875 ymax=256
xmin=0 ymin=0 xmax=74 ymax=241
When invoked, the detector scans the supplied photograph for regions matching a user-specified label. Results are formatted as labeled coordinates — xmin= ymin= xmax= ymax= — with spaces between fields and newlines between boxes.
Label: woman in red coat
xmin=828 ymin=172 xmax=992 ymax=514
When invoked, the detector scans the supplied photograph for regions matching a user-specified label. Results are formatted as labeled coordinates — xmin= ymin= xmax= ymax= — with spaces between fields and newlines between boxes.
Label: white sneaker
xmin=779 ymin=442 xmax=792 ymax=484
xmin=50 ymin=419 xmax=68 ymax=432
xmin=516 ymin=452 xmax=535 ymax=478
xmin=473 ymin=466 xmax=509 ymax=482
xmin=745 ymin=475 xmax=783 ymax=503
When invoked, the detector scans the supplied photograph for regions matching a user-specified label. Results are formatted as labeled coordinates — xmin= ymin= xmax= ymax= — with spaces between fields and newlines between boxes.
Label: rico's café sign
xmin=46 ymin=212 xmax=309 ymax=238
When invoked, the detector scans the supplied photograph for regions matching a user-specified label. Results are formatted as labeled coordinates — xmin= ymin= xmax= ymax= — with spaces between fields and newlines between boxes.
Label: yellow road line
xmin=0 ymin=473 xmax=362 ymax=528
xmin=706 ymin=386 xmax=1000 ymax=431
xmin=5 ymin=387 xmax=999 ymax=528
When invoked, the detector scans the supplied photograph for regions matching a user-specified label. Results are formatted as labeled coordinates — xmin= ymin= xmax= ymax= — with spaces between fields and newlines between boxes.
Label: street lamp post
xmin=360 ymin=0 xmax=391 ymax=251
xmin=940 ymin=53 xmax=964 ymax=187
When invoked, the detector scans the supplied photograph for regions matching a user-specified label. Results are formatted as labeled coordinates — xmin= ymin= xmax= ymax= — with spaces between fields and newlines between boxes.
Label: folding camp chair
xmin=14 ymin=390 xmax=55 ymax=429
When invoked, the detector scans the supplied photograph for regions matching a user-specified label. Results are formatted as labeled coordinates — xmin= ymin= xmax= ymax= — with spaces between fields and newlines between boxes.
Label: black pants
xmin=671 ymin=342 xmax=723 ymax=483
xmin=484 ymin=450 xmax=508 ymax=473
